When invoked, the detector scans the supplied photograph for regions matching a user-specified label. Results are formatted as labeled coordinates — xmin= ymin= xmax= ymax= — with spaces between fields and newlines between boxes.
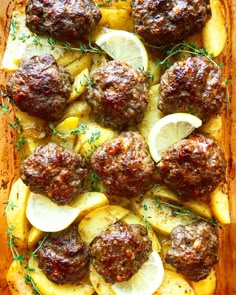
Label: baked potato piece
xmin=190 ymin=268 xmax=216 ymax=295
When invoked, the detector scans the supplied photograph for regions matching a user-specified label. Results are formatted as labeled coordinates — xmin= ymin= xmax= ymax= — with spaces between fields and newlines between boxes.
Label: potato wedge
xmin=155 ymin=270 xmax=194 ymax=295
xmin=190 ymin=268 xmax=216 ymax=295
xmin=68 ymin=68 xmax=89 ymax=103
xmin=90 ymin=264 xmax=116 ymax=295
xmin=99 ymin=8 xmax=133 ymax=31
xmin=138 ymin=84 xmax=163 ymax=142
xmin=27 ymin=226 xmax=45 ymax=249
xmin=210 ymin=185 xmax=230 ymax=224
xmin=6 ymin=178 xmax=30 ymax=249
xmin=57 ymin=50 xmax=83 ymax=67
xmin=7 ymin=261 xmax=33 ymax=295
xmin=78 ymin=205 xmax=129 ymax=245
xmin=131 ymin=196 xmax=194 ymax=235
xmin=199 ymin=115 xmax=223 ymax=142
xmin=63 ymin=100 xmax=91 ymax=121
xmin=28 ymin=258 xmax=95 ymax=295
xmin=66 ymin=54 xmax=92 ymax=77
xmin=121 ymin=212 xmax=161 ymax=253
xmin=202 ymin=0 xmax=227 ymax=57
xmin=70 ymin=191 xmax=109 ymax=222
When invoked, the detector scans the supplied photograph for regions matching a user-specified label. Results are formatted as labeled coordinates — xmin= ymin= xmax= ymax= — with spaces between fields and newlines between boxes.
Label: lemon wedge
xmin=95 ymin=30 xmax=148 ymax=71
xmin=111 ymin=251 xmax=164 ymax=295
xmin=148 ymin=113 xmax=202 ymax=163
xmin=26 ymin=192 xmax=80 ymax=232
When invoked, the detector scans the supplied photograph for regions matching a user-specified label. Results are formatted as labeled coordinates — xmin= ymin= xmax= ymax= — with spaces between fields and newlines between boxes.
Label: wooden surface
xmin=0 ymin=0 xmax=236 ymax=294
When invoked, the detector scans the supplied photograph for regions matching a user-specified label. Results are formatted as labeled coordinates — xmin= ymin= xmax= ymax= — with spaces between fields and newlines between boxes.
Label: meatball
xmin=165 ymin=221 xmax=219 ymax=281
xmin=25 ymin=0 xmax=101 ymax=42
xmin=38 ymin=225 xmax=90 ymax=284
xmin=158 ymin=56 xmax=225 ymax=123
xmin=85 ymin=60 xmax=149 ymax=130
xmin=131 ymin=0 xmax=211 ymax=45
xmin=7 ymin=54 xmax=74 ymax=121
xmin=91 ymin=131 xmax=154 ymax=197
xmin=156 ymin=134 xmax=226 ymax=199
xmin=20 ymin=142 xmax=88 ymax=205
xmin=90 ymin=222 xmax=152 ymax=283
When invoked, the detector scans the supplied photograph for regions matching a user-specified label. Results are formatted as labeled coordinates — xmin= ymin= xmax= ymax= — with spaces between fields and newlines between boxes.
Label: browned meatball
xmin=25 ymin=0 xmax=101 ymax=42
xmin=156 ymin=134 xmax=226 ymax=199
xmin=91 ymin=132 xmax=154 ymax=197
xmin=20 ymin=142 xmax=88 ymax=205
xmin=165 ymin=221 xmax=219 ymax=281
xmin=85 ymin=60 xmax=149 ymax=130
xmin=7 ymin=54 xmax=74 ymax=121
xmin=131 ymin=0 xmax=211 ymax=45
xmin=90 ymin=222 xmax=152 ymax=283
xmin=38 ymin=225 xmax=90 ymax=284
xmin=158 ymin=56 xmax=225 ymax=123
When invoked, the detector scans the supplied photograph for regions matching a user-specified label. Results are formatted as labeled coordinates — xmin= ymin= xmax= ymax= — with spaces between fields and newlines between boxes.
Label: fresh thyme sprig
xmin=9 ymin=18 xmax=17 ymax=40
xmin=49 ymin=122 xmax=88 ymax=140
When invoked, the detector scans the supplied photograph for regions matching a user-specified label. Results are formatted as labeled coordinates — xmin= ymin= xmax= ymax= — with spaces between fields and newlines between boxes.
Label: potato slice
xmin=78 ymin=205 xmax=129 ymax=245
xmin=70 ymin=191 xmax=109 ymax=222
xmin=57 ymin=50 xmax=83 ymax=67
xmin=90 ymin=264 xmax=116 ymax=295
xmin=99 ymin=8 xmax=133 ymax=31
xmin=155 ymin=270 xmax=194 ymax=295
xmin=63 ymin=100 xmax=91 ymax=121
xmin=27 ymin=226 xmax=45 ymax=249
xmin=199 ymin=115 xmax=223 ymax=142
xmin=7 ymin=261 xmax=33 ymax=295
xmin=66 ymin=54 xmax=92 ymax=77
xmin=210 ymin=185 xmax=230 ymax=224
xmin=190 ymin=268 xmax=216 ymax=295
xmin=68 ymin=68 xmax=89 ymax=103
xmin=202 ymin=0 xmax=227 ymax=57
xmin=121 ymin=212 xmax=161 ymax=253
xmin=28 ymin=258 xmax=94 ymax=295
xmin=6 ymin=178 xmax=30 ymax=249
xmin=131 ymin=196 xmax=194 ymax=235
xmin=138 ymin=84 xmax=163 ymax=142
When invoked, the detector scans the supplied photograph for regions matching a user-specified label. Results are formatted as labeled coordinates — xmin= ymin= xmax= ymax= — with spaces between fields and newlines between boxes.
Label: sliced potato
xmin=90 ymin=264 xmax=116 ymax=295
xmin=28 ymin=258 xmax=95 ymax=295
xmin=131 ymin=196 xmax=194 ymax=235
xmin=199 ymin=115 xmax=223 ymax=142
xmin=138 ymin=84 xmax=163 ymax=142
xmin=7 ymin=261 xmax=33 ymax=295
xmin=66 ymin=54 xmax=92 ymax=77
xmin=51 ymin=117 xmax=80 ymax=150
xmin=27 ymin=226 xmax=45 ymax=249
xmin=190 ymin=268 xmax=216 ymax=295
xmin=210 ymin=185 xmax=230 ymax=224
xmin=99 ymin=8 xmax=133 ymax=31
xmin=6 ymin=178 xmax=30 ymax=249
xmin=160 ymin=239 xmax=176 ymax=271
xmin=63 ymin=100 xmax=91 ymax=121
xmin=70 ymin=191 xmax=109 ymax=222
xmin=121 ymin=212 xmax=161 ymax=253
xmin=78 ymin=205 xmax=129 ymax=245
xmin=57 ymin=50 xmax=83 ymax=67
xmin=75 ymin=122 xmax=118 ymax=159
xmin=202 ymin=0 xmax=227 ymax=57
xmin=155 ymin=270 xmax=194 ymax=295
xmin=68 ymin=68 xmax=89 ymax=103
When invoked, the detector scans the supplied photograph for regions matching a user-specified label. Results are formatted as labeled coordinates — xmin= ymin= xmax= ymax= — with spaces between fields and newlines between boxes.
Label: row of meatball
xmin=24 ymin=0 xmax=211 ymax=46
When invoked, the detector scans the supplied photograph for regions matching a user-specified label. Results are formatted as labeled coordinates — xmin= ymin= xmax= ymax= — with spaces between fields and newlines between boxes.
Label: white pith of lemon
xmin=2 ymin=10 xmax=64 ymax=71
xmin=148 ymin=113 xmax=202 ymax=163
xmin=95 ymin=30 xmax=148 ymax=71
xmin=111 ymin=251 xmax=164 ymax=295
xmin=26 ymin=192 xmax=80 ymax=232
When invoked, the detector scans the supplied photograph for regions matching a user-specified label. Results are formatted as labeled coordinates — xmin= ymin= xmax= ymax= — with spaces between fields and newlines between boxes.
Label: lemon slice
xmin=111 ymin=251 xmax=164 ymax=295
xmin=148 ymin=113 xmax=202 ymax=163
xmin=26 ymin=192 xmax=80 ymax=232
xmin=95 ymin=30 xmax=148 ymax=71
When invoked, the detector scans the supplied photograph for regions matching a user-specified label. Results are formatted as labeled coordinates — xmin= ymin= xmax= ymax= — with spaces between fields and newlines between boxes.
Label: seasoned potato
xmin=57 ymin=50 xmax=83 ymax=67
xmin=28 ymin=258 xmax=95 ymax=295
xmin=75 ymin=122 xmax=118 ymax=159
xmin=7 ymin=261 xmax=33 ymax=295
xmin=190 ymin=268 xmax=216 ymax=295
xmin=202 ymin=0 xmax=227 ymax=57
xmin=27 ymin=226 xmax=45 ymax=249
xmin=6 ymin=178 xmax=30 ymax=249
xmin=68 ymin=68 xmax=89 ymax=103
xmin=99 ymin=8 xmax=133 ymax=31
xmin=51 ymin=117 xmax=80 ymax=150
xmin=155 ymin=270 xmax=194 ymax=295
xmin=78 ymin=205 xmax=129 ymax=245
xmin=131 ymin=196 xmax=194 ymax=235
xmin=90 ymin=264 xmax=115 ymax=295
xmin=121 ymin=212 xmax=162 ymax=253
xmin=66 ymin=54 xmax=92 ymax=77
xmin=138 ymin=84 xmax=163 ymax=141
xmin=199 ymin=115 xmax=223 ymax=142
xmin=210 ymin=184 xmax=230 ymax=224
xmin=63 ymin=100 xmax=91 ymax=121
